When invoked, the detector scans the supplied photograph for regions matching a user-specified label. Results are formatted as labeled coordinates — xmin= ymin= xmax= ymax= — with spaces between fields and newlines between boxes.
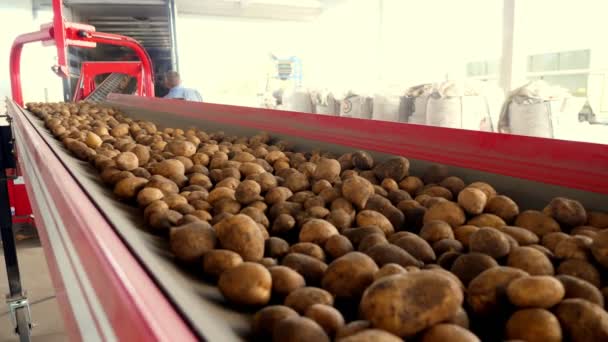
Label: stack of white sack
xmin=498 ymin=80 xmax=585 ymax=138
xmin=372 ymin=87 xmax=409 ymax=122
xmin=310 ymin=89 xmax=339 ymax=115
xmin=425 ymin=80 xmax=493 ymax=131
xmin=280 ymin=88 xmax=314 ymax=113
xmin=404 ymin=84 xmax=434 ymax=124
xmin=338 ymin=90 xmax=373 ymax=119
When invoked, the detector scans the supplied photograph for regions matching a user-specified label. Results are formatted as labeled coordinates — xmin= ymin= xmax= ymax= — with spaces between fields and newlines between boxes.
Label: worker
xmin=163 ymin=71 xmax=203 ymax=102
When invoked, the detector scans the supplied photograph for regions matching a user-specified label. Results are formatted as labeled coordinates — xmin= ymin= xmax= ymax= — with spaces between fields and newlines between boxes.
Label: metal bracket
xmin=6 ymin=293 xmax=32 ymax=334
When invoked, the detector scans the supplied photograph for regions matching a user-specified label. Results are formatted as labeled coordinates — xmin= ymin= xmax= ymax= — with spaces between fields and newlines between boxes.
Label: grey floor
xmin=0 ymin=237 xmax=67 ymax=341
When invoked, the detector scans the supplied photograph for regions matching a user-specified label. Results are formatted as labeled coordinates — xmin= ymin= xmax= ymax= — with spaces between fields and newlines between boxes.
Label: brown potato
xmin=137 ymin=187 xmax=164 ymax=207
xmin=467 ymin=213 xmax=506 ymax=228
xmin=360 ymin=271 xmax=463 ymax=337
xmin=272 ymin=214 xmax=296 ymax=234
xmin=554 ymin=236 xmax=590 ymax=260
xmin=421 ymin=323 xmax=480 ymax=342
xmin=422 ymin=164 xmax=449 ymax=184
xmin=282 ymin=253 xmax=328 ymax=285
xmin=591 ymin=229 xmax=608 ymax=267
xmin=202 ymin=249 xmax=243 ymax=278
xmin=450 ymin=253 xmax=499 ymax=286
xmin=500 ymin=226 xmax=539 ymax=245
xmin=358 ymin=233 xmax=387 ymax=252
xmin=290 ymin=243 xmax=326 ymax=261
xmin=467 ymin=266 xmax=529 ymax=315
xmin=321 ymin=252 xmax=378 ymax=298
xmin=399 ymin=176 xmax=423 ymax=195
xmin=234 ymin=179 xmax=262 ymax=205
xmin=151 ymin=159 xmax=186 ymax=178
xmin=305 ymin=304 xmax=344 ymax=337
xmin=555 ymin=275 xmax=604 ymax=306
xmin=218 ymin=262 xmax=271 ymax=306
xmin=114 ymin=151 xmax=139 ymax=171
xmin=365 ymin=243 xmax=421 ymax=268
xmin=373 ymin=263 xmax=407 ymax=281
xmin=351 ymin=151 xmax=374 ymax=170
xmin=355 ymin=210 xmax=394 ymax=236
xmin=273 ymin=316 xmax=330 ymax=342
xmin=335 ymin=321 xmax=371 ymax=339
xmin=467 ymin=182 xmax=496 ymax=199
xmin=342 ymin=175 xmax=374 ymax=209
xmin=392 ymin=235 xmax=436 ymax=263
xmin=284 ymin=286 xmax=334 ymax=314
xmin=433 ymin=239 xmax=463 ymax=255
xmin=85 ymin=132 xmax=103 ymax=148
xmin=453 ymin=225 xmax=480 ymax=248
xmin=419 ymin=220 xmax=455 ymax=243
xmin=445 ymin=306 xmax=470 ymax=329
xmin=423 ymin=201 xmax=466 ymax=228
xmin=588 ymin=211 xmax=608 ymax=228
xmin=514 ymin=210 xmax=561 ymax=236
xmin=299 ymin=219 xmax=339 ymax=245
xmin=505 ymin=308 xmax=562 ymax=342
xmin=440 ymin=176 xmax=466 ymax=197
xmin=507 ymin=246 xmax=554 ymax=275
xmin=557 ymin=259 xmax=601 ymax=288
xmin=458 ymin=187 xmax=487 ymax=215
xmin=269 ymin=266 xmax=306 ymax=297
xmin=313 ymin=157 xmax=341 ymax=183
xmin=373 ymin=157 xmax=409 ymax=181
xmin=338 ymin=329 xmax=402 ymax=342
xmin=214 ymin=214 xmax=265 ymax=261
xmin=418 ymin=186 xmax=453 ymax=201
xmin=266 ymin=237 xmax=290 ymax=259
xmin=342 ymin=226 xmax=385 ymax=247
xmin=114 ymin=177 xmax=148 ymax=200
xmin=252 ymin=305 xmax=298 ymax=339
xmin=265 ymin=186 xmax=293 ymax=205
xmin=327 ymin=209 xmax=353 ymax=231
xmin=545 ymin=197 xmax=587 ymax=227
xmin=555 ymin=299 xmax=608 ymax=341
xmin=485 ymin=195 xmax=519 ymax=222
xmin=169 ymin=221 xmax=216 ymax=263
xmin=381 ymin=178 xmax=399 ymax=192
xmin=469 ymin=227 xmax=511 ymax=258
xmin=542 ymin=231 xmax=570 ymax=252
xmin=324 ymin=235 xmax=354 ymax=259
xmin=506 ymin=275 xmax=564 ymax=308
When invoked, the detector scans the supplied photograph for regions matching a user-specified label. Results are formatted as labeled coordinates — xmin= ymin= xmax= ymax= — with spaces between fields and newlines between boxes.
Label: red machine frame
xmin=72 ymin=61 xmax=145 ymax=101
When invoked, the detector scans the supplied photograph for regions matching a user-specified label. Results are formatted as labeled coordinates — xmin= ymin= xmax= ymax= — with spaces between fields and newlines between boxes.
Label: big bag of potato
xmin=498 ymin=80 xmax=584 ymax=138
xmin=311 ymin=89 xmax=340 ymax=115
xmin=281 ymin=88 xmax=314 ymax=113
xmin=405 ymin=84 xmax=433 ymax=124
xmin=339 ymin=91 xmax=373 ymax=119
xmin=425 ymin=80 xmax=493 ymax=131
xmin=372 ymin=92 xmax=403 ymax=122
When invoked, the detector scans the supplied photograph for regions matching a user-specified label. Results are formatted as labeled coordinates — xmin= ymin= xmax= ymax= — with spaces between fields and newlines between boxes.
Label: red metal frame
xmin=109 ymin=94 xmax=608 ymax=194
xmin=9 ymin=100 xmax=196 ymax=341
xmin=72 ymin=61 xmax=144 ymax=101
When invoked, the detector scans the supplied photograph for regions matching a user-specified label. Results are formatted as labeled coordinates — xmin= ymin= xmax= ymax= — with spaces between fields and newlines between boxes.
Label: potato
xmin=440 ymin=176 xmax=465 ymax=196
xmin=542 ymin=231 xmax=570 ymax=252
xmin=555 ymin=299 xmax=608 ymax=341
xmin=355 ymin=210 xmax=394 ymax=236
xmin=269 ymin=266 xmax=306 ymax=297
xmin=380 ymin=178 xmax=399 ymax=193
xmin=360 ymin=271 xmax=463 ymax=337
xmin=505 ymin=309 xmax=562 ymax=342
xmin=457 ymin=187 xmax=487 ymax=215
xmin=500 ymin=226 xmax=539 ymax=245
xmin=591 ymin=229 xmax=608 ymax=267
xmin=283 ymin=170 xmax=310 ymax=192
xmin=207 ymin=187 xmax=236 ymax=205
xmin=418 ymin=185 xmax=453 ymax=201
xmin=358 ymin=234 xmax=387 ymax=252
xmin=351 ymin=151 xmax=374 ymax=170
xmin=420 ymin=220 xmax=454 ymax=243
xmin=313 ymin=157 xmax=341 ymax=183
xmin=453 ymin=225 xmax=479 ymax=248
xmin=398 ymin=176 xmax=423 ymax=195
xmin=114 ymin=177 xmax=148 ymax=200
xmin=169 ymin=221 xmax=216 ymax=263
xmin=282 ymin=253 xmax=328 ymax=285
xmin=365 ymin=243 xmax=422 ymax=268
xmin=450 ymin=252 xmax=499 ymax=286
xmin=266 ymin=237 xmax=290 ymax=259
xmin=189 ymin=173 xmax=212 ymax=189
xmin=557 ymin=259 xmax=601 ymax=288
xmin=445 ymin=306 xmax=470 ymax=329
xmin=305 ymin=304 xmax=344 ymax=337
xmin=110 ymin=123 xmax=130 ymax=137
xmin=342 ymin=175 xmax=374 ymax=209
xmin=467 ymin=266 xmax=528 ymax=315
xmin=469 ymin=227 xmax=511 ymax=258
xmin=321 ymin=252 xmax=378 ymax=298
xmin=265 ymin=186 xmax=293 ymax=205
xmin=324 ymin=235 xmax=354 ymax=259
xmin=467 ymin=181 xmax=496 ymax=199
xmin=372 ymin=157 xmax=409 ymax=181
xmin=202 ymin=249 xmax=243 ymax=278
xmin=437 ymin=251 xmax=462 ymax=269
xmin=218 ymin=262 xmax=271 ymax=306
xmin=272 ymin=214 xmax=296 ymax=234
xmin=214 ymin=214 xmax=265 ymax=261
xmin=391 ymin=235 xmax=436 ymax=263
xmin=114 ymin=151 xmax=139 ymax=171
xmin=137 ymin=187 xmax=164 ymax=207
xmin=422 ymin=164 xmax=449 ymax=184
xmin=484 ymin=195 xmax=519 ymax=222
xmin=337 ymin=329 xmax=402 ymax=342
xmin=300 ymin=219 xmax=339 ymax=245
xmin=467 ymin=213 xmax=506 ymax=228
xmin=506 ymin=275 xmax=564 ymax=308
xmin=234 ymin=179 xmax=262 ymax=205
xmin=554 ymin=236 xmax=590 ymax=260
xmin=273 ymin=316 xmax=330 ymax=342
xmin=327 ymin=209 xmax=353 ymax=231
xmin=423 ymin=201 xmax=466 ymax=228
xmin=545 ymin=197 xmax=587 ymax=227
xmin=420 ymin=323 xmax=480 ymax=342
xmin=433 ymin=239 xmax=463 ymax=256
xmin=151 ymin=159 xmax=186 ymax=178
xmin=284 ymin=286 xmax=334 ymax=314
xmin=252 ymin=305 xmax=299 ymax=339
xmin=507 ymin=246 xmax=554 ymax=275
xmin=373 ymin=263 xmax=407 ymax=281
xmin=556 ymin=275 xmax=604 ymax=306
xmin=213 ymin=198 xmax=241 ymax=215
xmin=514 ymin=210 xmax=561 ymax=236
xmin=85 ymin=131 xmax=103 ymax=148
xmin=335 ymin=321 xmax=371 ymax=339
xmin=588 ymin=211 xmax=608 ymax=228
xmin=290 ymin=243 xmax=326 ymax=261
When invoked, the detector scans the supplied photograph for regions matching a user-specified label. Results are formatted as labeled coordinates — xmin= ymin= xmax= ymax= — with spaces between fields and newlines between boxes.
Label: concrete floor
xmin=0 ymin=237 xmax=67 ymax=342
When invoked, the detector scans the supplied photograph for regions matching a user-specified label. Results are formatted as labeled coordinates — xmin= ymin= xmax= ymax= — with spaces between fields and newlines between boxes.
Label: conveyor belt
xmin=85 ymin=73 xmax=127 ymax=102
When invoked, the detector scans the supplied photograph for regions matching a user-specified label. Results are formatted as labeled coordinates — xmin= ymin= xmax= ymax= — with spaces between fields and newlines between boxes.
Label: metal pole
xmin=168 ymin=0 xmax=179 ymax=72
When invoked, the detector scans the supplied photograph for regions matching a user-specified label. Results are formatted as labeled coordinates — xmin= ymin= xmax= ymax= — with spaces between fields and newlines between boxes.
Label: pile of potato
xmin=26 ymin=101 xmax=608 ymax=341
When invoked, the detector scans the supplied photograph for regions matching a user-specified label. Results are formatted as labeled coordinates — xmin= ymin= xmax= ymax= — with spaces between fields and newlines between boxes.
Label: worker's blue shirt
xmin=164 ymin=86 xmax=203 ymax=102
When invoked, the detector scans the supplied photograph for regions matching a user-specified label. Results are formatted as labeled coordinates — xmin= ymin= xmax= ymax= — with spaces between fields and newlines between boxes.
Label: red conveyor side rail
xmin=8 ymin=101 xmax=196 ymax=341
xmin=108 ymin=94 xmax=608 ymax=195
